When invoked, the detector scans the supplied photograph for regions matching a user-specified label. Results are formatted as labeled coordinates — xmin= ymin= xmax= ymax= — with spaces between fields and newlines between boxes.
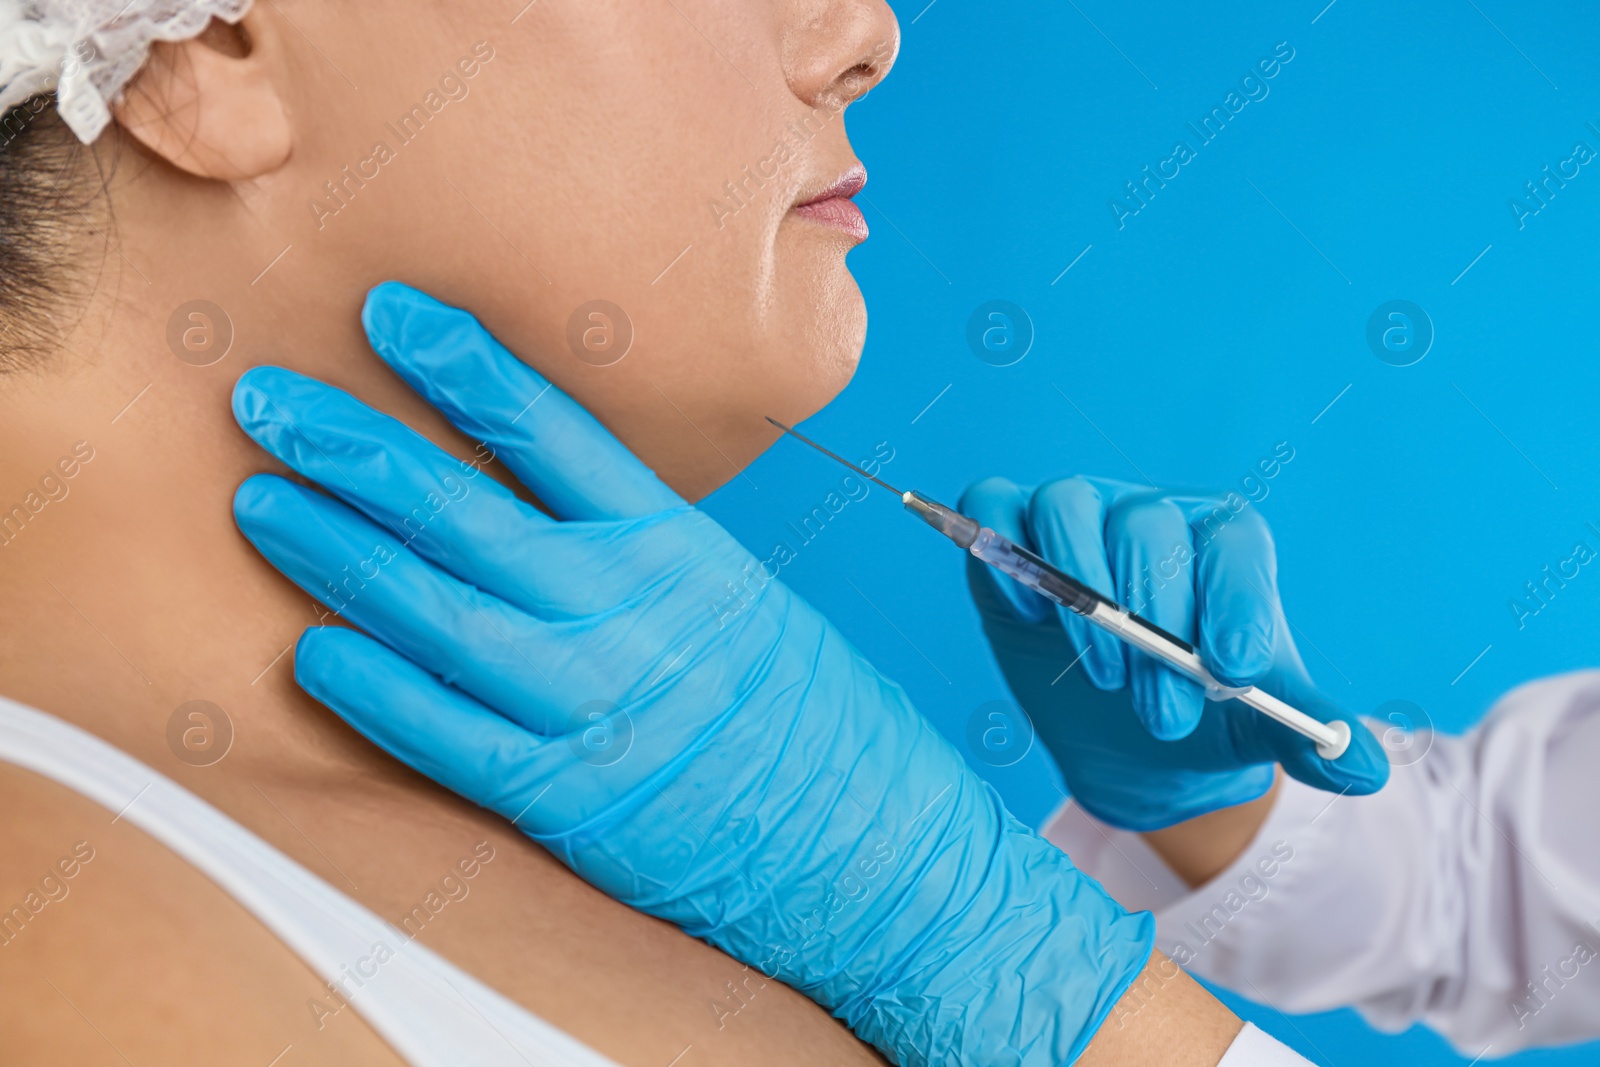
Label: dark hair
xmin=0 ymin=94 xmax=102 ymax=374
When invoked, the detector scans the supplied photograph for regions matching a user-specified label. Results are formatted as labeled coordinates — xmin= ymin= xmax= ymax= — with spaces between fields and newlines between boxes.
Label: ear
xmin=112 ymin=13 xmax=291 ymax=180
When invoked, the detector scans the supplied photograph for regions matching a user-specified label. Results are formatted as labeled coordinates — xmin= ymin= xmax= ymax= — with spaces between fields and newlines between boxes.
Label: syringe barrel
xmin=953 ymin=513 xmax=1351 ymax=760
xmin=966 ymin=526 xmax=1102 ymax=616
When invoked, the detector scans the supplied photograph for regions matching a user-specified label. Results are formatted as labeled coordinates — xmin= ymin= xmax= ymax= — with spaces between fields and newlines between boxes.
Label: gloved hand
xmin=959 ymin=476 xmax=1389 ymax=832
xmin=229 ymin=282 xmax=1154 ymax=1067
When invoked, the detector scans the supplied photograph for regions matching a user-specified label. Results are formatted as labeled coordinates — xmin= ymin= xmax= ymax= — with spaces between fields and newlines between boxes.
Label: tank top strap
xmin=0 ymin=696 xmax=619 ymax=1067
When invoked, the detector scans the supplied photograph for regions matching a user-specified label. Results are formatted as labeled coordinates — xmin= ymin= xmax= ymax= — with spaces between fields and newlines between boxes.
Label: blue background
xmin=705 ymin=1 xmax=1600 ymax=1063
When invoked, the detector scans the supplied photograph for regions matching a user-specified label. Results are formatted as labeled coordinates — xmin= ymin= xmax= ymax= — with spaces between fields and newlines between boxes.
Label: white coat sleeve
xmin=1044 ymin=670 xmax=1600 ymax=1057
xmin=1216 ymin=1024 xmax=1314 ymax=1066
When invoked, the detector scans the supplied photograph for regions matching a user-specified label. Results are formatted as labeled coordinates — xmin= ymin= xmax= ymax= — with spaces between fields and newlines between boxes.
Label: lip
xmin=792 ymin=164 xmax=868 ymax=242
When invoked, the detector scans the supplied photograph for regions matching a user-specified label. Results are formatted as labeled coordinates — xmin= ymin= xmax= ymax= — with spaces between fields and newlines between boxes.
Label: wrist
xmin=1078 ymin=950 xmax=1243 ymax=1067
xmin=1140 ymin=772 xmax=1282 ymax=887
xmin=840 ymin=794 xmax=1155 ymax=1066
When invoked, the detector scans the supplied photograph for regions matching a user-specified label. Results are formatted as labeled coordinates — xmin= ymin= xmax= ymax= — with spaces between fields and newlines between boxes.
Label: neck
xmin=0 ymin=224 xmax=439 ymax=790
xmin=0 ymin=131 xmax=744 ymax=788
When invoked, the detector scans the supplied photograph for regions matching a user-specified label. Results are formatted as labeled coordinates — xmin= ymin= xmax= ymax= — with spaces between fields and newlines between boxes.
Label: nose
xmin=779 ymin=0 xmax=900 ymax=109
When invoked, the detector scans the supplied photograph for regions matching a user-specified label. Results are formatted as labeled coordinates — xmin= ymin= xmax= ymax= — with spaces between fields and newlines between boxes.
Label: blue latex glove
xmin=229 ymin=283 xmax=1154 ymax=1067
xmin=959 ymin=476 xmax=1389 ymax=832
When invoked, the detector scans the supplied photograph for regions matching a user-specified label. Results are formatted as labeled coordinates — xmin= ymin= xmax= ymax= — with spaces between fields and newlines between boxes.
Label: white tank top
xmin=0 ymin=696 xmax=619 ymax=1067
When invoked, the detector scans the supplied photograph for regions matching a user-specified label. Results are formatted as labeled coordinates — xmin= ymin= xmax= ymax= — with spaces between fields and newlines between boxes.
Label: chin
xmin=775 ymin=263 xmax=868 ymax=422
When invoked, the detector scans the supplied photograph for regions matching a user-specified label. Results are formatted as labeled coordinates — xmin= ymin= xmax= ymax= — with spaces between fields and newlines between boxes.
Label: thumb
xmin=1230 ymin=687 xmax=1391 ymax=796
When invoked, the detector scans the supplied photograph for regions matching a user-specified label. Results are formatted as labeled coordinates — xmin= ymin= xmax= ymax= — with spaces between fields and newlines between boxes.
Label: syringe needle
xmin=764 ymin=417 xmax=904 ymax=496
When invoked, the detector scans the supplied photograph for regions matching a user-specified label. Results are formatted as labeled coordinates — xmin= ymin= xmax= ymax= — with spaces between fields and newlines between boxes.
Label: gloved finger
xmin=296 ymin=625 xmax=810 ymax=841
xmin=233 ymin=366 xmax=558 ymax=608
xmin=1102 ymin=495 xmax=1206 ymax=739
xmin=362 ymin=282 xmax=683 ymax=521
xmin=1189 ymin=505 xmax=1280 ymax=688
xmin=235 ymin=474 xmax=615 ymax=734
xmin=1023 ymin=477 xmax=1128 ymax=691
xmin=294 ymin=625 xmax=558 ymax=825
xmin=232 ymin=366 xmax=679 ymax=617
xmin=957 ymin=477 xmax=1053 ymax=625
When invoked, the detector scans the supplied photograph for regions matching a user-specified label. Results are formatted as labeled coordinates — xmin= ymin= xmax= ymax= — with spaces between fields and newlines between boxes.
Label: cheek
xmin=448 ymin=5 xmax=794 ymax=293
xmin=323 ymin=2 xmax=860 ymax=496
xmin=422 ymin=8 xmax=813 ymax=385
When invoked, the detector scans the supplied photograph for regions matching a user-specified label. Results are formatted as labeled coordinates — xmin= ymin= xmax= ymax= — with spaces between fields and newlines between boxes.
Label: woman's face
xmin=248 ymin=0 xmax=898 ymax=499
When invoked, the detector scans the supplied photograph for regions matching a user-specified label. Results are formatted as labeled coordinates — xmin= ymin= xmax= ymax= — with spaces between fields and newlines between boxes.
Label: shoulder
xmin=0 ymin=762 xmax=407 ymax=1065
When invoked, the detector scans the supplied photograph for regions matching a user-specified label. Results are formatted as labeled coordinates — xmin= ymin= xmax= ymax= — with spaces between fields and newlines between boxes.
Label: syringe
xmin=766 ymin=418 xmax=1351 ymax=760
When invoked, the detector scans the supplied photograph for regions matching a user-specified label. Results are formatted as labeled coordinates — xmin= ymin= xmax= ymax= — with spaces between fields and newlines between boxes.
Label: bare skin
xmin=1080 ymin=953 xmax=1243 ymax=1067
xmin=0 ymin=767 xmax=409 ymax=1065
xmin=0 ymin=2 xmax=1242 ymax=1062
xmin=1143 ymin=775 xmax=1284 ymax=888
